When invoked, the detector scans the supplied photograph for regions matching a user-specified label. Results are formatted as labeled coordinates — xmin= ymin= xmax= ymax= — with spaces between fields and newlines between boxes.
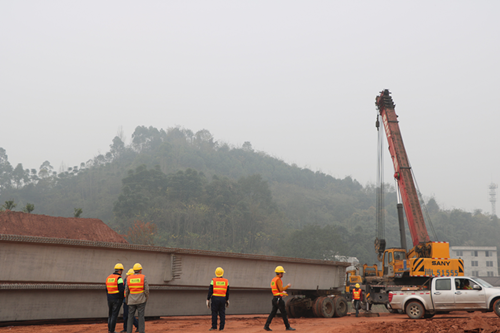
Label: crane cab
xmin=382 ymin=248 xmax=408 ymax=278
xmin=345 ymin=269 xmax=363 ymax=293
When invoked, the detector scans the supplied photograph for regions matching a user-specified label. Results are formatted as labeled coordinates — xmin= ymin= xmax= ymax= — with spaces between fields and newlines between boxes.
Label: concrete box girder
xmin=0 ymin=234 xmax=350 ymax=322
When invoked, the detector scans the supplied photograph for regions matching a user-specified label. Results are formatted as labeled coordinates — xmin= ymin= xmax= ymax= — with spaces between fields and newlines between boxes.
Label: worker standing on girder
xmin=351 ymin=283 xmax=362 ymax=317
xmin=106 ymin=263 xmax=125 ymax=333
xmin=264 ymin=266 xmax=295 ymax=331
xmin=206 ymin=266 xmax=230 ymax=331
xmin=125 ymin=263 xmax=149 ymax=333
xmin=121 ymin=269 xmax=139 ymax=333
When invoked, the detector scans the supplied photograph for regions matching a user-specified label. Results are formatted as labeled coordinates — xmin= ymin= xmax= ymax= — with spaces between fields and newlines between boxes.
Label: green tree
xmin=427 ymin=197 xmax=440 ymax=214
xmin=113 ymin=165 xmax=168 ymax=220
xmin=38 ymin=160 xmax=54 ymax=179
xmin=74 ymin=208 xmax=83 ymax=218
xmin=166 ymin=168 xmax=205 ymax=202
xmin=12 ymin=163 xmax=28 ymax=189
xmin=278 ymin=224 xmax=345 ymax=260
xmin=22 ymin=203 xmax=35 ymax=213
xmin=3 ymin=200 xmax=16 ymax=210
xmin=0 ymin=148 xmax=13 ymax=190
xmin=110 ymin=136 xmax=125 ymax=157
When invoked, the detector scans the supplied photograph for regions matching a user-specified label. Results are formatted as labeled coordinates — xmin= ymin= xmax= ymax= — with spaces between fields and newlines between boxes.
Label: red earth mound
xmin=0 ymin=210 xmax=127 ymax=243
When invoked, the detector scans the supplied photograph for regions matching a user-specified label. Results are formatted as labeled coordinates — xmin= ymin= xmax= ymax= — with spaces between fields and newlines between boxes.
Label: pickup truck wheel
xmin=406 ymin=301 xmax=425 ymax=319
xmin=493 ymin=299 xmax=500 ymax=317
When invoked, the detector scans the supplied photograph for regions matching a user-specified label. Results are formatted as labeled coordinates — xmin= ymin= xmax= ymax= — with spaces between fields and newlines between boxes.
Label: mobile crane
xmin=355 ymin=90 xmax=464 ymax=307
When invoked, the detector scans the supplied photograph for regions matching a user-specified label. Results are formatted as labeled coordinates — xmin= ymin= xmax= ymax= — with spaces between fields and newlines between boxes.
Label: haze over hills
xmin=0 ymin=126 xmax=498 ymax=267
xmin=2 ymin=2 xmax=500 ymax=217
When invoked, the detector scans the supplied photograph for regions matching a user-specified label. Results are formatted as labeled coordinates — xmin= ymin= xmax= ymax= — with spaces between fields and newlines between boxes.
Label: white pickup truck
xmin=388 ymin=276 xmax=500 ymax=319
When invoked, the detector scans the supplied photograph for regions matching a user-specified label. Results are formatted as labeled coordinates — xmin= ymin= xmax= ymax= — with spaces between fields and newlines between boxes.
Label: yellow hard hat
xmin=275 ymin=266 xmax=286 ymax=273
xmin=114 ymin=263 xmax=124 ymax=270
xmin=133 ymin=263 xmax=143 ymax=271
xmin=215 ymin=267 xmax=224 ymax=277
xmin=355 ymin=283 xmax=360 ymax=288
xmin=126 ymin=269 xmax=134 ymax=276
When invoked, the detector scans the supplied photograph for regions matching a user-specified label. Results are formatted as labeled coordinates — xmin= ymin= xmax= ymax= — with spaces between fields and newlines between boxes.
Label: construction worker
xmin=351 ymin=283 xmax=362 ymax=317
xmin=264 ymin=266 xmax=295 ymax=331
xmin=206 ymin=267 xmax=230 ymax=331
xmin=125 ymin=263 xmax=149 ymax=333
xmin=121 ymin=269 xmax=139 ymax=333
xmin=106 ymin=263 xmax=125 ymax=333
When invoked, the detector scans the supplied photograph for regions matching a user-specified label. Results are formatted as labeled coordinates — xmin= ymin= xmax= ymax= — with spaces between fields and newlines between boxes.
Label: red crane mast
xmin=375 ymin=89 xmax=430 ymax=247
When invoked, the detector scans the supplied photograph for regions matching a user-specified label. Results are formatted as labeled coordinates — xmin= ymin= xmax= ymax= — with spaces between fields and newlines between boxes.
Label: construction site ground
xmin=2 ymin=311 xmax=500 ymax=333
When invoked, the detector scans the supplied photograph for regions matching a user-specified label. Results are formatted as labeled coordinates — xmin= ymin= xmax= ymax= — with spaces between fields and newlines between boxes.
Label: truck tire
xmin=318 ymin=297 xmax=335 ymax=318
xmin=312 ymin=297 xmax=323 ymax=318
xmin=406 ymin=301 xmax=425 ymax=319
xmin=285 ymin=298 xmax=295 ymax=318
xmin=312 ymin=297 xmax=335 ymax=318
xmin=493 ymin=299 xmax=500 ymax=317
xmin=333 ymin=296 xmax=348 ymax=317
xmin=287 ymin=298 xmax=304 ymax=318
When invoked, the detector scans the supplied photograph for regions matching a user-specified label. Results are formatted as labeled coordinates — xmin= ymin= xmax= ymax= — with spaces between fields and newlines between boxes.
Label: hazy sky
xmin=1 ymin=1 xmax=499 ymax=214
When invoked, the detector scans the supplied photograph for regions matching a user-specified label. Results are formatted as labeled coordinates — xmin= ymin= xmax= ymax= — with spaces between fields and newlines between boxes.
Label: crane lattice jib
xmin=375 ymin=90 xmax=430 ymax=246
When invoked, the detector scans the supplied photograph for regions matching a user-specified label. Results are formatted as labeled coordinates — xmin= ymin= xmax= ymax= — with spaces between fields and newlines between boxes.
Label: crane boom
xmin=375 ymin=89 xmax=430 ymax=246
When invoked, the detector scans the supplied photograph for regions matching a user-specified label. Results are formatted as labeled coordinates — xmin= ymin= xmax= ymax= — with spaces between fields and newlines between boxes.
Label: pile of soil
xmin=0 ymin=210 xmax=127 ymax=243
xmin=350 ymin=312 xmax=500 ymax=333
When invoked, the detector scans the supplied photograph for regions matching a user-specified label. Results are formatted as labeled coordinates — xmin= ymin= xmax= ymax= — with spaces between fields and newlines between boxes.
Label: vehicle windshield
xmin=473 ymin=278 xmax=493 ymax=288
xmin=394 ymin=251 xmax=406 ymax=260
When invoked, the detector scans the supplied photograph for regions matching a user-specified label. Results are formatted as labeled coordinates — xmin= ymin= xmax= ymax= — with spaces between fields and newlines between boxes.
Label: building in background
xmin=450 ymin=246 xmax=498 ymax=278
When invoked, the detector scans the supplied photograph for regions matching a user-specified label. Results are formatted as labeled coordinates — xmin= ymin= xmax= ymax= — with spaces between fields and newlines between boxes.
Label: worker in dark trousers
xmin=351 ymin=283 xmax=362 ymax=317
xmin=126 ymin=263 xmax=149 ymax=333
xmin=121 ymin=269 xmax=139 ymax=333
xmin=264 ymin=266 xmax=295 ymax=331
xmin=207 ymin=267 xmax=230 ymax=331
xmin=106 ymin=263 xmax=125 ymax=333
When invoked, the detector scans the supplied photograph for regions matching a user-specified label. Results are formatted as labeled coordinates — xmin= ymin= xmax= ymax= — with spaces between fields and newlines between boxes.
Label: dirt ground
xmin=2 ymin=311 xmax=500 ymax=333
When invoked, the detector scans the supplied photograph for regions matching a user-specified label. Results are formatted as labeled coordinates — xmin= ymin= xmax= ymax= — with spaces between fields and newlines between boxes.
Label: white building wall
xmin=450 ymin=246 xmax=498 ymax=277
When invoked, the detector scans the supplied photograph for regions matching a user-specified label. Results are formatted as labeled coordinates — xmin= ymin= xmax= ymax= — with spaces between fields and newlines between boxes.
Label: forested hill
xmin=0 ymin=126 xmax=499 ymax=266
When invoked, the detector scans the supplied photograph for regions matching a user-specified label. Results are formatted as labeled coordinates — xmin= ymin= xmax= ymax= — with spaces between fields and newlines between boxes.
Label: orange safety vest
xmin=106 ymin=274 xmax=122 ymax=294
xmin=212 ymin=277 xmax=229 ymax=297
xmin=352 ymin=288 xmax=361 ymax=300
xmin=271 ymin=276 xmax=286 ymax=296
xmin=127 ymin=274 xmax=145 ymax=294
